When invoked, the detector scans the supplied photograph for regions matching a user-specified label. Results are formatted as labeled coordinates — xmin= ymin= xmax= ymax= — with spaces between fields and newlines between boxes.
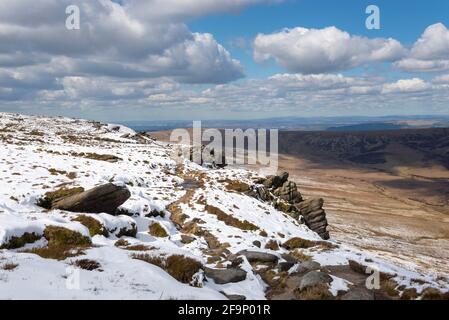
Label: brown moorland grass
xmin=72 ymin=215 xmax=108 ymax=237
xmin=132 ymin=253 xmax=202 ymax=284
xmin=294 ymin=283 xmax=334 ymax=300
xmin=71 ymin=259 xmax=101 ymax=271
xmin=24 ymin=226 xmax=91 ymax=260
xmin=149 ymin=222 xmax=169 ymax=238
xmin=204 ymin=204 xmax=259 ymax=231
xmin=0 ymin=232 xmax=41 ymax=249
xmin=282 ymin=237 xmax=320 ymax=250
xmin=2 ymin=262 xmax=19 ymax=271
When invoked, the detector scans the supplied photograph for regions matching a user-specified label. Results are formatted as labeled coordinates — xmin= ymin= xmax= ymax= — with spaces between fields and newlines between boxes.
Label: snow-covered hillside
xmin=0 ymin=112 xmax=447 ymax=300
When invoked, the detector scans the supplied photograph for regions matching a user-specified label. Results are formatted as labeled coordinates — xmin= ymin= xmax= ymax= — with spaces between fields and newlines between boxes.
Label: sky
xmin=0 ymin=0 xmax=448 ymax=121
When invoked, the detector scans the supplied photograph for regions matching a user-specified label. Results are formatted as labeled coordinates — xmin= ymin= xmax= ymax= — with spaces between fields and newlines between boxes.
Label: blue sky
xmin=0 ymin=0 xmax=448 ymax=121
xmin=189 ymin=0 xmax=449 ymax=80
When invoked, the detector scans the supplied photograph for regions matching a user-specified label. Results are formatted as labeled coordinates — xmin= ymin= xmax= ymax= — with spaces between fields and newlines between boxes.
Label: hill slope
xmin=0 ymin=113 xmax=448 ymax=300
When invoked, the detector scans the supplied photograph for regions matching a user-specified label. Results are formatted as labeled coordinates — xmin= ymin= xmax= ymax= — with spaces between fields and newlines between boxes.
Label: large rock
xmin=299 ymin=271 xmax=333 ymax=291
xmin=263 ymin=172 xmax=289 ymax=189
xmin=254 ymin=186 xmax=272 ymax=202
xmin=296 ymin=198 xmax=324 ymax=214
xmin=189 ymin=145 xmax=227 ymax=168
xmin=274 ymin=181 xmax=302 ymax=204
xmin=278 ymin=261 xmax=296 ymax=272
xmin=204 ymin=267 xmax=247 ymax=284
xmin=295 ymin=198 xmax=329 ymax=240
xmin=52 ymin=183 xmax=131 ymax=215
xmin=237 ymin=250 xmax=279 ymax=264
xmin=294 ymin=261 xmax=321 ymax=274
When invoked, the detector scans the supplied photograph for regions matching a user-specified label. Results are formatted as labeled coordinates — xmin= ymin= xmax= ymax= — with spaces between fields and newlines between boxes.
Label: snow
xmin=329 ymin=275 xmax=351 ymax=296
xmin=0 ymin=112 xmax=448 ymax=299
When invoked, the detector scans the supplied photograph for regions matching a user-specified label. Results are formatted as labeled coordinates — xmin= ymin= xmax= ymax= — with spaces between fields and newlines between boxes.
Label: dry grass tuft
xmin=72 ymin=215 xmax=108 ymax=237
xmin=380 ymin=279 xmax=399 ymax=297
xmin=23 ymin=226 xmax=91 ymax=261
xmin=294 ymin=283 xmax=334 ymax=300
xmin=43 ymin=226 xmax=91 ymax=247
xmin=205 ymin=204 xmax=259 ymax=231
xmin=225 ymin=180 xmax=251 ymax=193
xmin=265 ymin=240 xmax=280 ymax=251
xmin=290 ymin=249 xmax=312 ymax=262
xmin=2 ymin=262 xmax=19 ymax=271
xmin=149 ymin=222 xmax=169 ymax=238
xmin=72 ymin=259 xmax=101 ymax=271
xmin=124 ymin=244 xmax=154 ymax=251
xmin=114 ymin=239 xmax=129 ymax=247
xmin=132 ymin=253 xmax=202 ymax=284
xmin=282 ymin=237 xmax=320 ymax=250
xmin=0 ymin=232 xmax=41 ymax=249
xmin=400 ymin=288 xmax=418 ymax=300
xmin=70 ymin=151 xmax=121 ymax=162
xmin=48 ymin=168 xmax=67 ymax=176
xmin=420 ymin=287 xmax=449 ymax=300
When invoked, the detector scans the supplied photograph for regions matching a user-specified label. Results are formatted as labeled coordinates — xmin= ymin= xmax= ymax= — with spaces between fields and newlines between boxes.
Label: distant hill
xmin=278 ymin=127 xmax=449 ymax=168
xmin=121 ymin=115 xmax=449 ymax=132
xmin=326 ymin=123 xmax=405 ymax=132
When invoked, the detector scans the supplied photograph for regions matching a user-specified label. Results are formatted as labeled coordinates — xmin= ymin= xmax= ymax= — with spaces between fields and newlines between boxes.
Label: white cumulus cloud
xmin=253 ymin=26 xmax=405 ymax=74
xmin=395 ymin=23 xmax=449 ymax=72
xmin=382 ymin=78 xmax=431 ymax=94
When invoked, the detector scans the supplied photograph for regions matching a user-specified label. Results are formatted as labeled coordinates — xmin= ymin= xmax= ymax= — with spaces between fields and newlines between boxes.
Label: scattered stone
xmin=295 ymin=261 xmax=321 ymax=274
xmin=237 ymin=250 xmax=279 ymax=264
xmin=278 ymin=261 xmax=295 ymax=272
xmin=299 ymin=271 xmax=333 ymax=291
xmin=281 ymin=253 xmax=298 ymax=263
xmin=204 ymin=267 xmax=247 ymax=284
xmin=180 ymin=234 xmax=196 ymax=244
xmin=252 ymin=240 xmax=261 ymax=248
xmin=51 ymin=183 xmax=131 ymax=215
xmin=223 ymin=293 xmax=246 ymax=300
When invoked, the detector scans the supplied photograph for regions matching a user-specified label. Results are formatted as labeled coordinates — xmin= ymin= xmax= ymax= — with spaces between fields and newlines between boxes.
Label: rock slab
xmin=204 ymin=267 xmax=247 ymax=284
xmin=52 ymin=183 xmax=131 ymax=214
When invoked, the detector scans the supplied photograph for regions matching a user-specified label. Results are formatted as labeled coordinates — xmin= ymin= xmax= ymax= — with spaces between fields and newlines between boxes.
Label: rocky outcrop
xmin=189 ymin=145 xmax=227 ymax=168
xmin=51 ymin=183 xmax=131 ymax=215
xmin=274 ymin=181 xmax=303 ymax=204
xmin=295 ymin=198 xmax=329 ymax=240
xmin=204 ymin=267 xmax=247 ymax=284
xmin=263 ymin=172 xmax=289 ymax=189
xmin=251 ymin=172 xmax=330 ymax=240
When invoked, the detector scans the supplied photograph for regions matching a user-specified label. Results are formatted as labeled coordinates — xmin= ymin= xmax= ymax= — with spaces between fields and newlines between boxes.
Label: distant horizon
xmin=117 ymin=114 xmax=449 ymax=124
